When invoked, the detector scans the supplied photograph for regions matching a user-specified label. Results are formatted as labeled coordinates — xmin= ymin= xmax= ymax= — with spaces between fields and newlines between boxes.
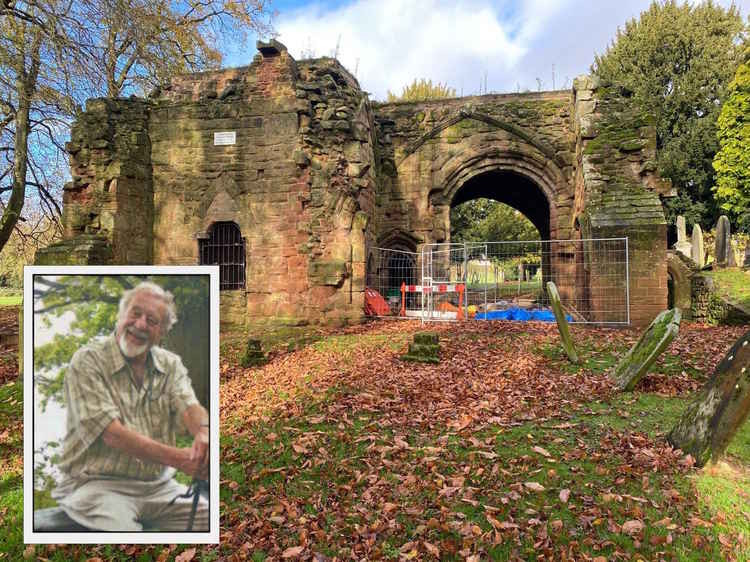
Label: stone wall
xmin=691 ymin=274 xmax=750 ymax=325
xmin=41 ymin=42 xmax=672 ymax=328
xmin=52 ymin=98 xmax=153 ymax=264
xmin=573 ymin=77 xmax=672 ymax=326
xmin=373 ymin=92 xmax=575 ymax=245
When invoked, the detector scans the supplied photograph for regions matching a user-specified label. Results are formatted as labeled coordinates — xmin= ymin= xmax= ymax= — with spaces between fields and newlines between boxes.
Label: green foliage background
xmin=713 ymin=48 xmax=750 ymax=233
xmin=592 ymin=0 xmax=746 ymax=230
xmin=34 ymin=274 xmax=211 ymax=407
xmin=451 ymin=199 xmax=540 ymax=243
xmin=387 ymin=78 xmax=457 ymax=102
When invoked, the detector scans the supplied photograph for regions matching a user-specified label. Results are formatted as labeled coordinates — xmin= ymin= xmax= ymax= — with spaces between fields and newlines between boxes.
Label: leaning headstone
xmin=611 ymin=308 xmax=682 ymax=391
xmin=668 ymin=329 xmax=750 ymax=467
xmin=546 ymin=282 xmax=579 ymax=364
xmin=715 ymin=215 xmax=731 ymax=266
xmin=691 ymin=224 xmax=704 ymax=268
xmin=240 ymin=338 xmax=266 ymax=367
xmin=673 ymin=216 xmax=692 ymax=259
xmin=402 ymin=332 xmax=440 ymax=363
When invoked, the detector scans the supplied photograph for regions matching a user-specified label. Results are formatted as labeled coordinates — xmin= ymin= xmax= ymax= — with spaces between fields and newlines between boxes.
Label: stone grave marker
xmin=691 ymin=224 xmax=704 ymax=268
xmin=240 ymin=338 xmax=266 ymax=367
xmin=402 ymin=332 xmax=440 ymax=363
xmin=744 ymin=243 xmax=750 ymax=268
xmin=546 ymin=281 xmax=579 ymax=364
xmin=715 ymin=215 xmax=731 ymax=266
xmin=673 ymin=215 xmax=691 ymax=258
xmin=611 ymin=308 xmax=682 ymax=391
xmin=728 ymin=239 xmax=739 ymax=268
xmin=668 ymin=329 xmax=750 ymax=467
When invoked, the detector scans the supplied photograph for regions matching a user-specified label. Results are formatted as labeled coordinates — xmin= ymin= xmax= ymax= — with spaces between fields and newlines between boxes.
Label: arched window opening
xmin=386 ymin=251 xmax=416 ymax=294
xmin=199 ymin=222 xmax=245 ymax=290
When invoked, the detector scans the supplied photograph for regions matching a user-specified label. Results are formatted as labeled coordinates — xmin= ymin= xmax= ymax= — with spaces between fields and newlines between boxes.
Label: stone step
xmin=413 ymin=332 xmax=439 ymax=345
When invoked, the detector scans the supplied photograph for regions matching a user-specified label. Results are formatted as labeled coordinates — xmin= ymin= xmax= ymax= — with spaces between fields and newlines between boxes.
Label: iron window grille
xmin=199 ymin=222 xmax=245 ymax=290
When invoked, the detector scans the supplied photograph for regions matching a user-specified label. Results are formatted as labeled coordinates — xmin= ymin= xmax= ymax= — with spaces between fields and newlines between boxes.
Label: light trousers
xmin=54 ymin=475 xmax=209 ymax=532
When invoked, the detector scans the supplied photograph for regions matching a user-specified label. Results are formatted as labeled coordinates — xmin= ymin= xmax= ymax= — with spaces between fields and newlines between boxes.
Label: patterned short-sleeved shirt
xmin=56 ymin=334 xmax=200 ymax=481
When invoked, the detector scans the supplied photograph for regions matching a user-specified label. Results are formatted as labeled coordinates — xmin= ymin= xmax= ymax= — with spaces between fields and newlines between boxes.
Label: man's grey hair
xmin=118 ymin=282 xmax=178 ymax=331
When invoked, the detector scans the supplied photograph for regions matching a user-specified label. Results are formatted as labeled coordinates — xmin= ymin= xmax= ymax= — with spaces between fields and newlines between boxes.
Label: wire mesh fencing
xmin=460 ymin=238 xmax=629 ymax=324
xmin=366 ymin=247 xmax=420 ymax=317
xmin=365 ymin=238 xmax=629 ymax=324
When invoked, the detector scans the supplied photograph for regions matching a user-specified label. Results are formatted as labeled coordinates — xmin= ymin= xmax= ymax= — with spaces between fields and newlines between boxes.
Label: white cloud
xmin=272 ymin=0 xmax=750 ymax=100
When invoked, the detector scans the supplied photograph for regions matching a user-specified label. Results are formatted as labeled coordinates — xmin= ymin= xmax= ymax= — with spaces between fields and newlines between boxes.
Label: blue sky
xmin=225 ymin=0 xmax=749 ymax=101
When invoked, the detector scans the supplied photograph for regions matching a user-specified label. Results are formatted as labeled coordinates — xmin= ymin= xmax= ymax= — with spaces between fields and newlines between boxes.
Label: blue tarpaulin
xmin=475 ymin=307 xmax=573 ymax=322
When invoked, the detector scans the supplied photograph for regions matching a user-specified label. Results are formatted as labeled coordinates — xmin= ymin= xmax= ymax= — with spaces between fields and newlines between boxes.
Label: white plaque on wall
xmin=213 ymin=131 xmax=236 ymax=146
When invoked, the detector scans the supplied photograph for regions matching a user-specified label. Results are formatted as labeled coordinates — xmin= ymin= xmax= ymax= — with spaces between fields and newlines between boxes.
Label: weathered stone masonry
xmin=38 ymin=41 xmax=672 ymax=327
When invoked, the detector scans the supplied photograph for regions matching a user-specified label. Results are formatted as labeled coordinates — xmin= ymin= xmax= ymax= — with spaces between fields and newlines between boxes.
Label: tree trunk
xmin=0 ymin=30 xmax=40 ymax=252
xmin=668 ymin=329 xmax=750 ymax=467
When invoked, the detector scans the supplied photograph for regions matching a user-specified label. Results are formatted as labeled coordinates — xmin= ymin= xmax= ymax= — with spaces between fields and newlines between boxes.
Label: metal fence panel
xmin=366 ymin=247 xmax=420 ymax=318
xmin=366 ymin=238 xmax=629 ymax=324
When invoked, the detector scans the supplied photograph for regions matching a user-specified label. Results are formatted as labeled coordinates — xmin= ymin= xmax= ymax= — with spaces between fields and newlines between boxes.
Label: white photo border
xmin=23 ymin=265 xmax=220 ymax=544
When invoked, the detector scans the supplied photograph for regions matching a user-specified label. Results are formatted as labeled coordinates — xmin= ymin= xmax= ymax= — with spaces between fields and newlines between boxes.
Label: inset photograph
xmin=24 ymin=266 xmax=219 ymax=544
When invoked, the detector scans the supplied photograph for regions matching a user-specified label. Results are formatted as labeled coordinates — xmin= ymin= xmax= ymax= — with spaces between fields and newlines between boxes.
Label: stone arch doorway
xmin=433 ymin=147 xmax=567 ymax=244
xmin=449 ymin=170 xmax=549 ymax=241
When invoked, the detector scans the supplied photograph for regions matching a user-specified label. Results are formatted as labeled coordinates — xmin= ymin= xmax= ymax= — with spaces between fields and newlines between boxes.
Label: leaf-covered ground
xmin=3 ymin=319 xmax=750 ymax=561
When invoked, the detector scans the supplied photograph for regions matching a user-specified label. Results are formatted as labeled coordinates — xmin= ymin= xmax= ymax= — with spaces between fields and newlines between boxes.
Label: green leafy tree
xmin=451 ymin=199 xmax=539 ymax=243
xmin=592 ymin=0 xmax=746 ymax=229
xmin=34 ymin=274 xmax=211 ymax=408
xmin=386 ymin=78 xmax=456 ymax=102
xmin=713 ymin=47 xmax=750 ymax=232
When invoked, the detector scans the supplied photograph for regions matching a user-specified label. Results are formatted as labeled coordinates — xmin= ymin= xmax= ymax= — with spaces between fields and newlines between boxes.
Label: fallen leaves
xmin=7 ymin=319 xmax=747 ymax=561
xmin=621 ymin=519 xmax=645 ymax=535
xmin=533 ymin=445 xmax=552 ymax=458
xmin=281 ymin=545 xmax=304 ymax=558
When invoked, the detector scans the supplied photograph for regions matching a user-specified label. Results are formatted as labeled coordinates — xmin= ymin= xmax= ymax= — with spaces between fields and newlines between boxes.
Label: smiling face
xmin=115 ymin=290 xmax=168 ymax=360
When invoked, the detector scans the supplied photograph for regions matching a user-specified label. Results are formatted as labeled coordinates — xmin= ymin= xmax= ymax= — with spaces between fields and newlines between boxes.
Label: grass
xmin=218 ymin=387 xmax=750 ymax=560
xmin=3 ymin=323 xmax=750 ymax=560
xmin=0 ymin=295 xmax=21 ymax=307
xmin=707 ymin=268 xmax=750 ymax=310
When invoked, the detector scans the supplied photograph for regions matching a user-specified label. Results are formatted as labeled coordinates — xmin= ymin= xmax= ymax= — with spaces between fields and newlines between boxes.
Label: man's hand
xmin=190 ymin=429 xmax=209 ymax=470
xmin=176 ymin=446 xmax=209 ymax=480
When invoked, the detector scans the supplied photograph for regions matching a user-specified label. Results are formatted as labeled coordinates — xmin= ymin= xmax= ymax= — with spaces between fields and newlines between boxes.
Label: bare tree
xmin=0 ymin=0 xmax=273 ymax=256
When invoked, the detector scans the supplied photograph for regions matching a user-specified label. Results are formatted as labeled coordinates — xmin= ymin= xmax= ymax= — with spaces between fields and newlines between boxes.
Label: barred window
xmin=199 ymin=222 xmax=245 ymax=290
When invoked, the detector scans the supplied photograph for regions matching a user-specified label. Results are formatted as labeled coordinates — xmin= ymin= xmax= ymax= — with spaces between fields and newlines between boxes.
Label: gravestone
xmin=715 ymin=215 xmax=731 ymax=266
xmin=728 ymin=239 xmax=739 ymax=268
xmin=240 ymin=338 xmax=266 ymax=367
xmin=668 ymin=329 xmax=750 ymax=467
xmin=691 ymin=224 xmax=704 ymax=268
xmin=402 ymin=332 xmax=440 ymax=363
xmin=744 ymin=244 xmax=750 ymax=268
xmin=546 ymin=282 xmax=579 ymax=364
xmin=611 ymin=308 xmax=682 ymax=391
xmin=673 ymin=215 xmax=691 ymax=259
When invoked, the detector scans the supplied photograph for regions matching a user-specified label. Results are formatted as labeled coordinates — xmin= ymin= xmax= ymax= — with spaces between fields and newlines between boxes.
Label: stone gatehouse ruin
xmin=37 ymin=39 xmax=672 ymax=328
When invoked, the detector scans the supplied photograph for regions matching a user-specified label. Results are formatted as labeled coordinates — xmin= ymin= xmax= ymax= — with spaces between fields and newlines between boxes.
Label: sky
xmin=225 ymin=0 xmax=750 ymax=101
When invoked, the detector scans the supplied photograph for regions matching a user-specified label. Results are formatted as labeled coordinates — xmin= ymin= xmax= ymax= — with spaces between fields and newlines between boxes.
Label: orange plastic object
xmin=457 ymin=284 xmax=465 ymax=320
xmin=365 ymin=287 xmax=391 ymax=316
xmin=400 ymin=282 xmax=406 ymax=316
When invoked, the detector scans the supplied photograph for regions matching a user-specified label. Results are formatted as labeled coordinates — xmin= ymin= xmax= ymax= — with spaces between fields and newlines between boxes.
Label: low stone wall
xmin=691 ymin=274 xmax=750 ymax=325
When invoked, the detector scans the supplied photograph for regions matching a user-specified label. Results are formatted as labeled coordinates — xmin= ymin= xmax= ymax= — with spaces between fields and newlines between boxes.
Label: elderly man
xmin=51 ymin=281 xmax=210 ymax=532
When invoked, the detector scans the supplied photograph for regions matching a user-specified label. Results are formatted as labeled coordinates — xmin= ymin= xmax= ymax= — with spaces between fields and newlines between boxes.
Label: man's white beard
xmin=118 ymin=330 xmax=149 ymax=358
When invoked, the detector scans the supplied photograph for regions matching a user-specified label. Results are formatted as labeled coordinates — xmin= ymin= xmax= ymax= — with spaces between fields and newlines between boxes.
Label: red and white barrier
xmin=400 ymin=281 xmax=465 ymax=319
